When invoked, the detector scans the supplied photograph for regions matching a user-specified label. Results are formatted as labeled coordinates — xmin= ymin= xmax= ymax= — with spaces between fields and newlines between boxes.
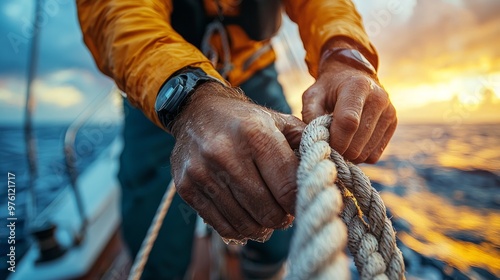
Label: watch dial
xmin=156 ymin=77 xmax=182 ymax=111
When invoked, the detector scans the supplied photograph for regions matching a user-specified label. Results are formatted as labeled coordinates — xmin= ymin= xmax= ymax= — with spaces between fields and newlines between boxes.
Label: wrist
xmin=321 ymin=48 xmax=377 ymax=79
xmin=155 ymin=67 xmax=230 ymax=132
xmin=170 ymin=82 xmax=248 ymax=137
xmin=320 ymin=36 xmax=378 ymax=75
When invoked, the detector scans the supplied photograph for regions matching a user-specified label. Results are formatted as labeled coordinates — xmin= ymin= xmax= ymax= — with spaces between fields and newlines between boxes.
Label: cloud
xmin=350 ymin=0 xmax=500 ymax=122
xmin=0 ymin=68 xmax=116 ymax=124
xmin=275 ymin=0 xmax=500 ymax=123
xmin=397 ymin=91 xmax=500 ymax=124
xmin=362 ymin=0 xmax=500 ymax=87
xmin=353 ymin=0 xmax=417 ymax=25
xmin=0 ymin=1 xmax=115 ymax=124
xmin=34 ymin=82 xmax=83 ymax=108
xmin=0 ymin=87 xmax=23 ymax=107
xmin=0 ymin=0 xmax=101 ymax=78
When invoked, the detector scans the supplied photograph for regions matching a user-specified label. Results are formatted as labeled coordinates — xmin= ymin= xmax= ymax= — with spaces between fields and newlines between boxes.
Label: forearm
xmin=76 ymin=0 xmax=224 ymax=129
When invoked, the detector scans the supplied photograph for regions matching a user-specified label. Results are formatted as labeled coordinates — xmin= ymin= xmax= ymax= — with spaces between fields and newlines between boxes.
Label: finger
xmin=188 ymin=166 xmax=266 ymax=240
xmin=190 ymin=132 xmax=275 ymax=239
xmin=302 ymin=83 xmax=328 ymax=123
xmin=329 ymin=78 xmax=369 ymax=154
xmin=274 ymin=113 xmax=306 ymax=150
xmin=344 ymin=88 xmax=389 ymax=161
xmin=221 ymin=155 xmax=291 ymax=229
xmin=354 ymin=104 xmax=396 ymax=163
xmin=244 ymin=120 xmax=299 ymax=215
xmin=175 ymin=178 xmax=242 ymax=240
xmin=366 ymin=118 xmax=397 ymax=164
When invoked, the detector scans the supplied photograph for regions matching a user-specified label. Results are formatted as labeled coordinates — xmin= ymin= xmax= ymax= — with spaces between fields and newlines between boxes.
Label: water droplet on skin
xmin=280 ymin=214 xmax=294 ymax=228
xmin=221 ymin=237 xmax=248 ymax=246
xmin=253 ymin=229 xmax=274 ymax=243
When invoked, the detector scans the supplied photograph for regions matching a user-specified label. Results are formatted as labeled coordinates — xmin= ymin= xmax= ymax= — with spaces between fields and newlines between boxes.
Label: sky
xmin=0 ymin=0 xmax=117 ymax=125
xmin=276 ymin=0 xmax=500 ymax=123
xmin=0 ymin=0 xmax=499 ymax=125
xmin=355 ymin=0 xmax=500 ymax=123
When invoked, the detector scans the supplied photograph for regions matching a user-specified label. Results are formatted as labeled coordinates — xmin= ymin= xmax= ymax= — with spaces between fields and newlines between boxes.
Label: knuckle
xmin=175 ymin=181 xmax=196 ymax=205
xmin=302 ymin=85 xmax=321 ymax=103
xmin=275 ymin=181 xmax=297 ymax=213
xmin=242 ymin=120 xmax=273 ymax=151
xmin=343 ymin=75 xmax=370 ymax=91
xmin=338 ymin=109 xmax=360 ymax=133
xmin=216 ymin=224 xmax=239 ymax=239
xmin=370 ymin=90 xmax=389 ymax=108
xmin=357 ymin=151 xmax=371 ymax=163
xmin=344 ymin=145 xmax=363 ymax=160
xmin=185 ymin=164 xmax=204 ymax=184
xmin=366 ymin=153 xmax=381 ymax=164
xmin=302 ymin=89 xmax=313 ymax=103
xmin=212 ymin=170 xmax=231 ymax=186
xmin=385 ymin=104 xmax=397 ymax=120
xmin=199 ymin=137 xmax=229 ymax=161
xmin=201 ymin=183 xmax=218 ymax=199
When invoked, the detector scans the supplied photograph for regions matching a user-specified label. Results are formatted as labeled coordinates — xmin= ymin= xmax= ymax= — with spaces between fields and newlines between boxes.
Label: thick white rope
xmin=286 ymin=115 xmax=405 ymax=279
xmin=286 ymin=122 xmax=349 ymax=279
xmin=128 ymin=180 xmax=177 ymax=280
xmin=129 ymin=115 xmax=405 ymax=280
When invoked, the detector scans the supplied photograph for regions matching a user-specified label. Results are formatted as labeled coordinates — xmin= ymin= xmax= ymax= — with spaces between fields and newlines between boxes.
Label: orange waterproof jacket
xmin=77 ymin=0 xmax=377 ymax=129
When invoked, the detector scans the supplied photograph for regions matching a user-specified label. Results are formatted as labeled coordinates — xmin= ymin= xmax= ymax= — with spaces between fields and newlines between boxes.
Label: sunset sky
xmin=276 ymin=0 xmax=500 ymax=124
xmin=0 ymin=0 xmax=499 ymax=124
xmin=358 ymin=0 xmax=500 ymax=123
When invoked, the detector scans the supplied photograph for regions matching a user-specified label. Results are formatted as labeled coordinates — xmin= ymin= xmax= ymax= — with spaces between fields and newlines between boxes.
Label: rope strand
xmin=128 ymin=181 xmax=177 ymax=280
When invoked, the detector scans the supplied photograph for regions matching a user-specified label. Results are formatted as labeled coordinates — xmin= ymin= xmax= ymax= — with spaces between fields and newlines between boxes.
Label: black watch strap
xmin=321 ymin=48 xmax=377 ymax=76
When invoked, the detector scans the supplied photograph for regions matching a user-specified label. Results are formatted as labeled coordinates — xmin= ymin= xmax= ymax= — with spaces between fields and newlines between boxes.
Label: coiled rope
xmin=128 ymin=115 xmax=405 ymax=280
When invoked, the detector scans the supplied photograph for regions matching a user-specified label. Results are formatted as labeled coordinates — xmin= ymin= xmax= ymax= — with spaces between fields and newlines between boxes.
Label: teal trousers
xmin=119 ymin=64 xmax=293 ymax=279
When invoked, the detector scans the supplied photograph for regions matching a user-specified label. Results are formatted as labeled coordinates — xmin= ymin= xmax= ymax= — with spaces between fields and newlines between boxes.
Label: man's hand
xmin=302 ymin=45 xmax=397 ymax=164
xmin=170 ymin=82 xmax=305 ymax=242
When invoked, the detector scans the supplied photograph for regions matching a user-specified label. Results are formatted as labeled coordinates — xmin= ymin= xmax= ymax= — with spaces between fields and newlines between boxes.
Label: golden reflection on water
xmin=382 ymin=191 xmax=500 ymax=275
xmin=359 ymin=124 xmax=500 ymax=276
xmin=438 ymin=140 xmax=500 ymax=172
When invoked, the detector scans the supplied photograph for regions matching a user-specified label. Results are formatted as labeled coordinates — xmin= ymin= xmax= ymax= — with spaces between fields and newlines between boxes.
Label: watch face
xmin=349 ymin=49 xmax=376 ymax=74
xmin=155 ymin=77 xmax=184 ymax=111
xmin=155 ymin=68 xmax=217 ymax=130
xmin=351 ymin=50 xmax=368 ymax=66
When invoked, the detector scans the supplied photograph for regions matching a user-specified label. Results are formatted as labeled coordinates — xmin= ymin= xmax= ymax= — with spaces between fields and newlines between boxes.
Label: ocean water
xmin=0 ymin=123 xmax=499 ymax=279
xmin=360 ymin=123 xmax=500 ymax=279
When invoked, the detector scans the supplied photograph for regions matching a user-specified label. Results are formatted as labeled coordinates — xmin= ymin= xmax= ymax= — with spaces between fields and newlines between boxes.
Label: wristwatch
xmin=155 ymin=67 xmax=221 ymax=131
xmin=321 ymin=48 xmax=377 ymax=76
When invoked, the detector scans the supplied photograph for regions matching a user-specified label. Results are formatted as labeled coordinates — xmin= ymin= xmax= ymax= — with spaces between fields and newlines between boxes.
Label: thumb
xmin=274 ymin=113 xmax=305 ymax=150
xmin=301 ymin=84 xmax=328 ymax=124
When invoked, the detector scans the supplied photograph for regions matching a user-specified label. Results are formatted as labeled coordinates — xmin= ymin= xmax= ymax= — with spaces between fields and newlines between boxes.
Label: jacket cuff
xmin=306 ymin=23 xmax=378 ymax=78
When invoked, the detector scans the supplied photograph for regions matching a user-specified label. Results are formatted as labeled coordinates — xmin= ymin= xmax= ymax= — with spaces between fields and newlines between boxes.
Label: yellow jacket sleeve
xmin=76 ymin=0 xmax=225 ymax=129
xmin=283 ymin=0 xmax=378 ymax=78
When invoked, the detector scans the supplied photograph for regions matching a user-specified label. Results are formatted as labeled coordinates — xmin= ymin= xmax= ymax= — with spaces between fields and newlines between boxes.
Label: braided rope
xmin=287 ymin=115 xmax=405 ymax=279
